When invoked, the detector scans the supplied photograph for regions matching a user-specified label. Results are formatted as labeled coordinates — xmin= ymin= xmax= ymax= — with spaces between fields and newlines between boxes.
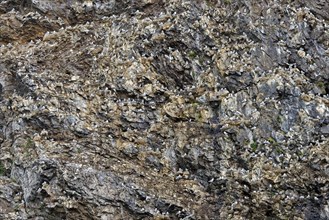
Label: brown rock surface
xmin=0 ymin=0 xmax=328 ymax=219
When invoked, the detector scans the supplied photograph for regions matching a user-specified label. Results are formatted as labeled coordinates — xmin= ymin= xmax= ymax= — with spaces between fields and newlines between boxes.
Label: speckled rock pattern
xmin=0 ymin=0 xmax=328 ymax=219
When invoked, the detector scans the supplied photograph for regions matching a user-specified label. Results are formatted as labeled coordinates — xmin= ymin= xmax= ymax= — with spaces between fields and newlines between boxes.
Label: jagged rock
xmin=0 ymin=0 xmax=328 ymax=219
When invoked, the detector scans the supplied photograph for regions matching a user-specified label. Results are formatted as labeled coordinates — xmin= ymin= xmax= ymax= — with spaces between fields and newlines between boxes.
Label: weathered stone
xmin=0 ymin=0 xmax=328 ymax=219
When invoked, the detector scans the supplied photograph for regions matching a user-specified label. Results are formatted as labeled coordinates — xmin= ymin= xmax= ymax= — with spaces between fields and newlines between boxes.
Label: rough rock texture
xmin=0 ymin=0 xmax=328 ymax=219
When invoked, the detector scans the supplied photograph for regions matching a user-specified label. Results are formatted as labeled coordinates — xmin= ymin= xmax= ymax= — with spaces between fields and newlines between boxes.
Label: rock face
xmin=0 ymin=0 xmax=328 ymax=219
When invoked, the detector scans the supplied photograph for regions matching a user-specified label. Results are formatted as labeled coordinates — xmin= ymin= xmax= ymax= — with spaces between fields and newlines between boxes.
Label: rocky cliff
xmin=0 ymin=0 xmax=328 ymax=219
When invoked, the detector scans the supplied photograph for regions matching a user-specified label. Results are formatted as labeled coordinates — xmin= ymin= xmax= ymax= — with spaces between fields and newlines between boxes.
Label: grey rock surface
xmin=0 ymin=0 xmax=328 ymax=219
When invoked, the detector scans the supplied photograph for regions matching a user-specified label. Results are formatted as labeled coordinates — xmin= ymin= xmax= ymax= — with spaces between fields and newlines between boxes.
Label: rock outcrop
xmin=0 ymin=0 xmax=328 ymax=219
